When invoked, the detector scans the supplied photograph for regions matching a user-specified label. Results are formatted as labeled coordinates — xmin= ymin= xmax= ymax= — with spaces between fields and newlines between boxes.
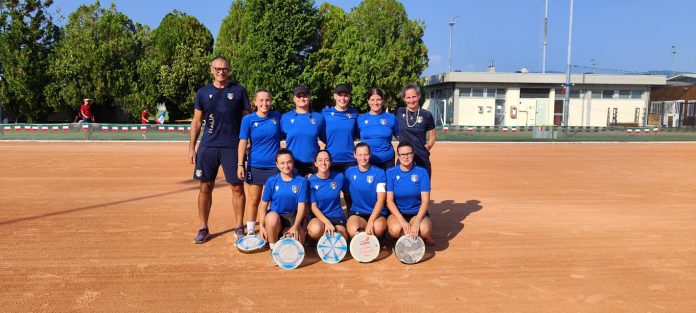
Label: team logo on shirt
xmin=352 ymin=175 xmax=357 ymax=180
xmin=411 ymin=174 xmax=418 ymax=182
xmin=417 ymin=116 xmax=423 ymax=123
xmin=314 ymin=185 xmax=320 ymax=190
xmin=347 ymin=113 xmax=353 ymax=118
xmin=253 ymin=122 xmax=258 ymax=127
xmin=290 ymin=118 xmax=295 ymax=124
xmin=310 ymin=118 xmax=316 ymax=124
xmin=330 ymin=182 xmax=337 ymax=189
xmin=275 ymin=185 xmax=279 ymax=191
xmin=380 ymin=119 xmax=387 ymax=125
xmin=227 ymin=92 xmax=234 ymax=100
xmin=364 ymin=120 xmax=369 ymax=125
xmin=395 ymin=175 xmax=401 ymax=180
xmin=366 ymin=176 xmax=374 ymax=184
xmin=209 ymin=94 xmax=213 ymax=99
xmin=292 ymin=185 xmax=298 ymax=193
xmin=272 ymin=118 xmax=277 ymax=124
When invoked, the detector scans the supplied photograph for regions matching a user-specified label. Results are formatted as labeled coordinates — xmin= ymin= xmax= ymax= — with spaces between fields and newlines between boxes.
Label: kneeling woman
xmin=344 ymin=143 xmax=388 ymax=238
xmin=258 ymin=149 xmax=309 ymax=249
xmin=306 ymin=150 xmax=348 ymax=240
xmin=385 ymin=141 xmax=433 ymax=244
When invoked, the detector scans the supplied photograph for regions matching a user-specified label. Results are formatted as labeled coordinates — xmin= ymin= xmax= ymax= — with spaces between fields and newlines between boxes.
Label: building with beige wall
xmin=423 ymin=71 xmax=666 ymax=127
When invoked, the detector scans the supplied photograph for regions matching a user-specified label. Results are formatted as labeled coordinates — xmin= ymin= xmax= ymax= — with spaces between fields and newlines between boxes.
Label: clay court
xmin=1 ymin=141 xmax=695 ymax=312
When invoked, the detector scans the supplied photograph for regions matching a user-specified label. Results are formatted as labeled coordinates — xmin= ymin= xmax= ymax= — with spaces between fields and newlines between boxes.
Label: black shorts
xmin=193 ymin=147 xmax=242 ymax=184
xmin=326 ymin=216 xmax=347 ymax=227
xmin=349 ymin=211 xmax=388 ymax=220
xmin=294 ymin=161 xmax=314 ymax=177
xmin=371 ymin=159 xmax=395 ymax=170
xmin=401 ymin=211 xmax=430 ymax=221
xmin=246 ymin=167 xmax=278 ymax=185
xmin=330 ymin=161 xmax=357 ymax=174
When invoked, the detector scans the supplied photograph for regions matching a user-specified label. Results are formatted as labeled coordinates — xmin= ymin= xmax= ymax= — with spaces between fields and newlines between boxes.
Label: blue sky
xmin=50 ymin=0 xmax=696 ymax=76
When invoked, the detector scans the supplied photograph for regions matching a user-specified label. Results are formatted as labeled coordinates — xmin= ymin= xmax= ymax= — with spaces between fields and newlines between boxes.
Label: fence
xmin=2 ymin=123 xmax=696 ymax=142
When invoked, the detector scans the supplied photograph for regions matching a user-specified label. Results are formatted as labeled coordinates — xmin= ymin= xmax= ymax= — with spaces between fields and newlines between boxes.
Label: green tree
xmin=44 ymin=1 xmax=144 ymax=122
xmin=214 ymin=0 xmax=245 ymax=82
xmin=138 ymin=10 xmax=213 ymax=120
xmin=230 ymin=0 xmax=320 ymax=111
xmin=300 ymin=2 xmax=347 ymax=110
xmin=335 ymin=0 xmax=428 ymax=111
xmin=0 ymin=0 xmax=59 ymax=122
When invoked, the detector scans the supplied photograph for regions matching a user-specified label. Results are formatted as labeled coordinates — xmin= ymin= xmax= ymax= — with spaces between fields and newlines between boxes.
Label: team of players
xmin=188 ymin=56 xmax=436 ymax=248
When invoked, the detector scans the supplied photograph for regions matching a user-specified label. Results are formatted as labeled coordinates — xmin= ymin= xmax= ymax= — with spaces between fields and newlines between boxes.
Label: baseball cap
xmin=293 ymin=85 xmax=310 ymax=96
xmin=334 ymin=84 xmax=352 ymax=94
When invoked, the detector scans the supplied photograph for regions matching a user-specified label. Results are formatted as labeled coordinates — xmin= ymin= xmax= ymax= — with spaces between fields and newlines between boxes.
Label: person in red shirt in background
xmin=80 ymin=98 xmax=95 ymax=123
xmin=141 ymin=108 xmax=150 ymax=124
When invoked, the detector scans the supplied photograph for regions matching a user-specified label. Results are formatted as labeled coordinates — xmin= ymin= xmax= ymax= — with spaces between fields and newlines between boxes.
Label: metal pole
xmin=562 ymin=0 xmax=574 ymax=127
xmin=448 ymin=17 xmax=457 ymax=72
xmin=542 ymin=0 xmax=549 ymax=73
xmin=671 ymin=45 xmax=677 ymax=76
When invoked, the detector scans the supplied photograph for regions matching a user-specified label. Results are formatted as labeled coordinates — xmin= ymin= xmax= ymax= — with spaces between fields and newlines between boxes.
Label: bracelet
xmin=237 ymin=164 xmax=244 ymax=167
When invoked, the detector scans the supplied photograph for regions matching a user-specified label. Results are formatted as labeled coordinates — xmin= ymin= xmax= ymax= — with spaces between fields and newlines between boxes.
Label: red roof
xmin=651 ymin=86 xmax=696 ymax=101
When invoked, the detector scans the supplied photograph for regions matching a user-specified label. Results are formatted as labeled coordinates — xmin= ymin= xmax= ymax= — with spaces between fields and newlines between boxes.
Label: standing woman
xmin=306 ymin=150 xmax=348 ymax=241
xmin=281 ymin=85 xmax=325 ymax=177
xmin=344 ymin=143 xmax=388 ymax=239
xmin=322 ymin=84 xmax=359 ymax=173
xmin=358 ymin=88 xmax=399 ymax=169
xmin=257 ymin=149 xmax=308 ymax=249
xmin=396 ymin=83 xmax=436 ymax=177
xmin=237 ymin=89 xmax=282 ymax=236
xmin=385 ymin=141 xmax=433 ymax=244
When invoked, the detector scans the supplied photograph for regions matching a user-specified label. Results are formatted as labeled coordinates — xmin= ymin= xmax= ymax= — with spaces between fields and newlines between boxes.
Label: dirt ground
xmin=1 ymin=142 xmax=695 ymax=312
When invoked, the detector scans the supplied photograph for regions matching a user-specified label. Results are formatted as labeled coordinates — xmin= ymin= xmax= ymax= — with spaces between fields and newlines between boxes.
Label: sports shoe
xmin=234 ymin=225 xmax=246 ymax=240
xmin=193 ymin=227 xmax=211 ymax=244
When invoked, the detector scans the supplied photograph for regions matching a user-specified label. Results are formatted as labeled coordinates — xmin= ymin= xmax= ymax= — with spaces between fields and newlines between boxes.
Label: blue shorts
xmin=327 ymin=216 xmax=347 ymax=227
xmin=193 ymin=147 xmax=242 ymax=184
xmin=246 ymin=167 xmax=278 ymax=185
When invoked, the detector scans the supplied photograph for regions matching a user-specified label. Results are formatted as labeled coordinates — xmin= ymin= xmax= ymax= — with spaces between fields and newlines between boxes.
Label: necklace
xmin=406 ymin=108 xmax=420 ymax=128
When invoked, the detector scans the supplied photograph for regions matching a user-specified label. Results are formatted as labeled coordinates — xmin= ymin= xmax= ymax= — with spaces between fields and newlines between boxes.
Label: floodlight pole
xmin=542 ymin=0 xmax=549 ymax=73
xmin=562 ymin=0 xmax=574 ymax=127
xmin=448 ymin=16 xmax=457 ymax=72
xmin=671 ymin=45 xmax=677 ymax=76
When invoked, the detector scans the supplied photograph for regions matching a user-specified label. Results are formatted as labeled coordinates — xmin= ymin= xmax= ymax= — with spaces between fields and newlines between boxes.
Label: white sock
xmin=269 ymin=242 xmax=275 ymax=250
xmin=247 ymin=221 xmax=256 ymax=232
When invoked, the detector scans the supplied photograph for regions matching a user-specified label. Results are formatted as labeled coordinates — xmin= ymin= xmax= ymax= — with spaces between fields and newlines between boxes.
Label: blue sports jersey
xmin=395 ymin=107 xmax=435 ymax=163
xmin=239 ymin=111 xmax=281 ymax=168
xmin=308 ymin=172 xmax=345 ymax=219
xmin=358 ymin=111 xmax=399 ymax=164
xmin=386 ymin=165 xmax=431 ymax=215
xmin=322 ymin=107 xmax=359 ymax=163
xmin=261 ymin=173 xmax=309 ymax=215
xmin=194 ymin=83 xmax=251 ymax=148
xmin=343 ymin=165 xmax=387 ymax=216
xmin=281 ymin=110 xmax=325 ymax=163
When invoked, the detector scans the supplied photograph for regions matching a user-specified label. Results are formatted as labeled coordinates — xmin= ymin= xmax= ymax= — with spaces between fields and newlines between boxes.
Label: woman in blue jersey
xmin=306 ymin=150 xmax=348 ymax=240
xmin=281 ymin=85 xmax=325 ymax=177
xmin=237 ymin=89 xmax=281 ymax=237
xmin=358 ymin=88 xmax=399 ymax=169
xmin=344 ymin=143 xmax=388 ymax=239
xmin=258 ymin=149 xmax=309 ymax=249
xmin=385 ymin=141 xmax=433 ymax=245
xmin=322 ymin=84 xmax=359 ymax=173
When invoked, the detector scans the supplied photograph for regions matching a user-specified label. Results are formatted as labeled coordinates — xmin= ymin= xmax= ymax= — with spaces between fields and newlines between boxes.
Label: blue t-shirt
xmin=358 ymin=111 xmax=399 ymax=164
xmin=261 ymin=173 xmax=309 ymax=215
xmin=281 ymin=110 xmax=325 ymax=163
xmin=308 ymin=172 xmax=345 ymax=219
xmin=395 ymin=107 xmax=435 ymax=162
xmin=239 ymin=111 xmax=281 ymax=168
xmin=386 ymin=165 xmax=431 ymax=215
xmin=343 ymin=165 xmax=387 ymax=216
xmin=194 ymin=83 xmax=251 ymax=148
xmin=322 ymin=107 xmax=359 ymax=163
